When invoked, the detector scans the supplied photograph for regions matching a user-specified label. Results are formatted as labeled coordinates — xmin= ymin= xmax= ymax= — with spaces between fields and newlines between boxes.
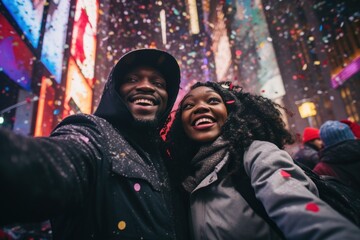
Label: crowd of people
xmin=294 ymin=119 xmax=360 ymax=191
xmin=1 ymin=48 xmax=360 ymax=239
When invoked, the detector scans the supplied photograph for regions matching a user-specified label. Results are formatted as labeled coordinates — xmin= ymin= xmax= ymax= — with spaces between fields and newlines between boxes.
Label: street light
xmin=298 ymin=101 xmax=317 ymax=118
xmin=295 ymin=98 xmax=318 ymax=127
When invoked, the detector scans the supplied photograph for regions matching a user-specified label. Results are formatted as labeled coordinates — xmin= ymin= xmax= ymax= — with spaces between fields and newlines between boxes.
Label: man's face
xmin=312 ymin=138 xmax=324 ymax=150
xmin=119 ymin=66 xmax=168 ymax=123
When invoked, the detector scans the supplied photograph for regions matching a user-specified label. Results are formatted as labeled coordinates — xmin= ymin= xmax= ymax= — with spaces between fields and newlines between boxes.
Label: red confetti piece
xmin=226 ymin=100 xmax=235 ymax=104
xmin=305 ymin=202 xmax=319 ymax=212
xmin=280 ymin=169 xmax=291 ymax=178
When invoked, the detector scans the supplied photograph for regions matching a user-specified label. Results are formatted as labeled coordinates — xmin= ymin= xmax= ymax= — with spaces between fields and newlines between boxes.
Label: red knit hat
xmin=302 ymin=127 xmax=320 ymax=143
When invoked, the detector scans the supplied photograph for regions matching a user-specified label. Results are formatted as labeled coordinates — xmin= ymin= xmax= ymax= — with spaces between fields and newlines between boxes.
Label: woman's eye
xmin=208 ymin=98 xmax=221 ymax=104
xmin=182 ymin=103 xmax=193 ymax=110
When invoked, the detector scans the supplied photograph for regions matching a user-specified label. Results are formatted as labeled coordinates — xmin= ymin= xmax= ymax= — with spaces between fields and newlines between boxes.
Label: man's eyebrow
xmin=151 ymin=72 xmax=165 ymax=79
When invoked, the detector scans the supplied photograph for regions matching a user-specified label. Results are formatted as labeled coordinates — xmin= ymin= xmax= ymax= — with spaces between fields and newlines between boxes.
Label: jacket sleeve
xmin=313 ymin=162 xmax=338 ymax=177
xmin=0 ymin=117 xmax=102 ymax=225
xmin=243 ymin=140 xmax=360 ymax=240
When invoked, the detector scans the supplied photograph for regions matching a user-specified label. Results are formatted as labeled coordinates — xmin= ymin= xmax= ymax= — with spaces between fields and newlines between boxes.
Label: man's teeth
xmin=195 ymin=118 xmax=214 ymax=126
xmin=134 ymin=99 xmax=154 ymax=106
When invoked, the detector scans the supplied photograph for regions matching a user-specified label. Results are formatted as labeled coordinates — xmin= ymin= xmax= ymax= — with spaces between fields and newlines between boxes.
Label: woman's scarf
xmin=182 ymin=136 xmax=229 ymax=192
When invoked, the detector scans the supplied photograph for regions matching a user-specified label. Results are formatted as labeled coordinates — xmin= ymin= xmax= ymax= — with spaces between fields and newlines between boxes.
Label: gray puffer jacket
xmin=189 ymin=140 xmax=360 ymax=240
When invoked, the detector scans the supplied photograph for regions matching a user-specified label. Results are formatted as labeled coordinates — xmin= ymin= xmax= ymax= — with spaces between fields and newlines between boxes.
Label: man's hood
xmin=94 ymin=49 xmax=180 ymax=131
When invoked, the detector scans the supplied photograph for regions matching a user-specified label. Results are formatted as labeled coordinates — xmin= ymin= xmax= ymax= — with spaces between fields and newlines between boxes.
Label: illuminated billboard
xmin=70 ymin=0 xmax=98 ymax=86
xmin=40 ymin=0 xmax=71 ymax=84
xmin=0 ymin=14 xmax=34 ymax=90
xmin=34 ymin=76 xmax=56 ymax=137
xmin=230 ymin=0 xmax=285 ymax=100
xmin=63 ymin=57 xmax=92 ymax=118
xmin=1 ymin=0 xmax=45 ymax=48
xmin=331 ymin=56 xmax=360 ymax=88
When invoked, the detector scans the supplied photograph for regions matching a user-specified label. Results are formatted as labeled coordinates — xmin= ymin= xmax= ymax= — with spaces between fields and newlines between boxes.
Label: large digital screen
xmin=70 ymin=0 xmax=98 ymax=86
xmin=63 ymin=57 xmax=92 ymax=118
xmin=34 ymin=76 xmax=55 ymax=136
xmin=230 ymin=0 xmax=285 ymax=100
xmin=40 ymin=0 xmax=71 ymax=84
xmin=1 ymin=0 xmax=45 ymax=48
xmin=0 ymin=14 xmax=34 ymax=90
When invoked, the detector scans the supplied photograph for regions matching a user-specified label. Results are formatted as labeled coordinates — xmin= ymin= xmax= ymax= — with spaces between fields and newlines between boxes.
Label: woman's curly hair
xmin=164 ymin=81 xmax=295 ymax=182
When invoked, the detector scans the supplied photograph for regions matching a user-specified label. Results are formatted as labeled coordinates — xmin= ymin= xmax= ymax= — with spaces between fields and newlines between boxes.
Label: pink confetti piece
xmin=134 ymin=183 xmax=141 ymax=192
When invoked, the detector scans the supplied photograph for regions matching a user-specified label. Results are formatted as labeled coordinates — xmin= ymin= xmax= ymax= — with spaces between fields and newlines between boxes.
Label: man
xmin=340 ymin=119 xmax=360 ymax=138
xmin=0 ymin=49 xmax=188 ymax=239
xmin=314 ymin=120 xmax=360 ymax=191
xmin=294 ymin=127 xmax=323 ymax=169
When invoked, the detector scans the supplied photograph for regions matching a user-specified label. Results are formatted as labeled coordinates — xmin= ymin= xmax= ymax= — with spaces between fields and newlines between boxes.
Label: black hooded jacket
xmin=0 ymin=50 xmax=188 ymax=239
xmin=313 ymin=140 xmax=360 ymax=191
xmin=294 ymin=142 xmax=320 ymax=169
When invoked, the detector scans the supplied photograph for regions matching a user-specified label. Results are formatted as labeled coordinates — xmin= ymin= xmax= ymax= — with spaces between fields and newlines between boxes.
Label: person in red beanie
xmin=294 ymin=127 xmax=323 ymax=169
xmin=340 ymin=119 xmax=360 ymax=138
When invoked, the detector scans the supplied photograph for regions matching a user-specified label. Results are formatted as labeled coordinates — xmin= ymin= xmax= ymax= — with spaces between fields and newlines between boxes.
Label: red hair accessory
xmin=226 ymin=100 xmax=235 ymax=104
xmin=229 ymin=83 xmax=234 ymax=90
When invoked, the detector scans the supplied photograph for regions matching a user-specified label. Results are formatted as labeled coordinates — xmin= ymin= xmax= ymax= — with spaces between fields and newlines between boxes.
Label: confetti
xmin=134 ymin=183 xmax=141 ymax=192
xmin=118 ymin=221 xmax=126 ymax=230
xmin=280 ymin=170 xmax=291 ymax=178
xmin=80 ymin=136 xmax=89 ymax=143
xmin=305 ymin=202 xmax=320 ymax=212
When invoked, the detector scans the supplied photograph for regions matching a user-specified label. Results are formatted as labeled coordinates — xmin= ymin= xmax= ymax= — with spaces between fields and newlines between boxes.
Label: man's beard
xmin=130 ymin=118 xmax=161 ymax=152
xmin=131 ymin=116 xmax=161 ymax=139
xmin=132 ymin=118 xmax=159 ymax=130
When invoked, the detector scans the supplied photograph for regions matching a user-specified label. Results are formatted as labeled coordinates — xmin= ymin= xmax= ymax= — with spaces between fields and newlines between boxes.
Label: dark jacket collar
xmin=319 ymin=139 xmax=360 ymax=164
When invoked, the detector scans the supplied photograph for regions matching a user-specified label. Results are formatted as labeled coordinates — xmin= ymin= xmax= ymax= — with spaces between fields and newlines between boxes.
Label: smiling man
xmin=119 ymin=66 xmax=168 ymax=123
xmin=0 ymin=49 xmax=188 ymax=239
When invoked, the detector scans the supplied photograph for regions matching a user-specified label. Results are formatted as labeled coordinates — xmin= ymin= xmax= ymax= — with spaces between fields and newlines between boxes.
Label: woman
xmin=165 ymin=81 xmax=360 ymax=240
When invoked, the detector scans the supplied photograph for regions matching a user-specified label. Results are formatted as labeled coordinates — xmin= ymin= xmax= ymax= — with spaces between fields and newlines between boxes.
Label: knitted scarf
xmin=182 ymin=136 xmax=229 ymax=192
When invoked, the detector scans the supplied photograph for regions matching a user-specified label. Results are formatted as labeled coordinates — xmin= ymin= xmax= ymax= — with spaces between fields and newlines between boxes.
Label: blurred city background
xmin=0 ymin=0 xmax=359 ymax=239
xmin=1 ymin=0 xmax=359 ymax=140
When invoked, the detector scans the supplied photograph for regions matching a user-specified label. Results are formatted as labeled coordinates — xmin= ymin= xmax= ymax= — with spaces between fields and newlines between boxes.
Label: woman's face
xmin=181 ymin=86 xmax=228 ymax=143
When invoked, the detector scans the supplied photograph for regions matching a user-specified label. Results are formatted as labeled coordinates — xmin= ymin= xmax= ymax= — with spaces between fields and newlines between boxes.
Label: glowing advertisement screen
xmin=70 ymin=0 xmax=98 ymax=86
xmin=1 ymin=0 xmax=45 ymax=48
xmin=0 ymin=14 xmax=34 ymax=90
xmin=64 ymin=57 xmax=92 ymax=118
xmin=214 ymin=33 xmax=232 ymax=81
xmin=35 ymin=76 xmax=55 ymax=137
xmin=230 ymin=0 xmax=285 ymax=99
xmin=331 ymin=56 xmax=360 ymax=88
xmin=40 ymin=0 xmax=71 ymax=84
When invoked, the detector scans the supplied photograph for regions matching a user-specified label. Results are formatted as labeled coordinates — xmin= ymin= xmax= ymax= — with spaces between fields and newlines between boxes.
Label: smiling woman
xmin=180 ymin=86 xmax=228 ymax=143
xmin=165 ymin=81 xmax=360 ymax=240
